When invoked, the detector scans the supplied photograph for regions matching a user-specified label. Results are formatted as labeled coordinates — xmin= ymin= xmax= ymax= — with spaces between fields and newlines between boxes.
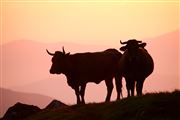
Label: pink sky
xmin=0 ymin=0 xmax=179 ymax=104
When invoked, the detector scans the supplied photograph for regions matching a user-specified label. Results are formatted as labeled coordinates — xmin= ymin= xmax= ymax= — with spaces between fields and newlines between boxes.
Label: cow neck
xmin=60 ymin=54 xmax=70 ymax=75
xmin=64 ymin=71 xmax=77 ymax=89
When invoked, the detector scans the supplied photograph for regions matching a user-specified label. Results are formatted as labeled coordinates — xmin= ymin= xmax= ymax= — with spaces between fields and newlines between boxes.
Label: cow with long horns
xmin=47 ymin=47 xmax=122 ymax=104
xmin=118 ymin=39 xmax=154 ymax=97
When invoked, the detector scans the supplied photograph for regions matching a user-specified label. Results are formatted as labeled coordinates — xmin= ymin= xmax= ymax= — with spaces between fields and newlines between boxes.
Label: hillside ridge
xmin=7 ymin=90 xmax=179 ymax=120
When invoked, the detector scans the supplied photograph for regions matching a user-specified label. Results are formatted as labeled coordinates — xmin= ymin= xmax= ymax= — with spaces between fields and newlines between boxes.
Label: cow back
xmin=66 ymin=49 xmax=122 ymax=84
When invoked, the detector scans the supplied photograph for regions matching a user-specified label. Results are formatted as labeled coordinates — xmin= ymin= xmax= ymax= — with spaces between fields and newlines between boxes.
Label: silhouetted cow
xmin=47 ymin=47 xmax=122 ymax=104
xmin=118 ymin=39 xmax=154 ymax=97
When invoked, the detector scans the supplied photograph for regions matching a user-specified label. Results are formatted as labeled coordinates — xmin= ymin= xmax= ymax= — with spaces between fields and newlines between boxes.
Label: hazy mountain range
xmin=0 ymin=30 xmax=179 ymax=117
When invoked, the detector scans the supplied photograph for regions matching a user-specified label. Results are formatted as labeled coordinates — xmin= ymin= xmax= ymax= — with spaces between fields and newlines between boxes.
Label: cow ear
xmin=139 ymin=43 xmax=146 ymax=48
xmin=120 ymin=46 xmax=127 ymax=51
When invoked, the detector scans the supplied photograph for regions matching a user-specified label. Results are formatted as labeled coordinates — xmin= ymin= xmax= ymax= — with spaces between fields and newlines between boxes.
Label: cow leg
xmin=125 ymin=77 xmax=131 ymax=97
xmin=136 ymin=78 xmax=145 ymax=96
xmin=115 ymin=75 xmax=122 ymax=100
xmin=126 ymin=82 xmax=131 ymax=97
xmin=80 ymin=84 xmax=86 ymax=104
xmin=130 ymin=80 xmax=135 ymax=96
xmin=105 ymin=79 xmax=113 ymax=102
xmin=126 ymin=78 xmax=135 ymax=97
xmin=74 ymin=86 xmax=81 ymax=104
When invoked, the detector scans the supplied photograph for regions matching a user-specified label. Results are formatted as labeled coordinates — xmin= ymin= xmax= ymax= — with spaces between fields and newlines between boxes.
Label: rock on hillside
xmin=1 ymin=102 xmax=40 ymax=120
xmin=45 ymin=100 xmax=67 ymax=109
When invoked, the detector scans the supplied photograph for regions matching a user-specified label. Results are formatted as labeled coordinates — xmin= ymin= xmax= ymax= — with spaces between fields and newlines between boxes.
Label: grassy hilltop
xmin=25 ymin=90 xmax=180 ymax=120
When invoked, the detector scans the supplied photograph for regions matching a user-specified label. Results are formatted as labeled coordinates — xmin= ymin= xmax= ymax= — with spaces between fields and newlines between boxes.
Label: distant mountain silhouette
xmin=0 ymin=30 xmax=179 ymax=108
xmin=0 ymin=88 xmax=53 ymax=117
xmin=144 ymin=30 xmax=179 ymax=91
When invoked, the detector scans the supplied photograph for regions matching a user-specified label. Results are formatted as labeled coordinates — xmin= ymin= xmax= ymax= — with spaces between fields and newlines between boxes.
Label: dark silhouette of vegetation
xmin=47 ymin=48 xmax=122 ymax=104
xmin=119 ymin=39 xmax=154 ymax=97
xmin=13 ymin=90 xmax=180 ymax=120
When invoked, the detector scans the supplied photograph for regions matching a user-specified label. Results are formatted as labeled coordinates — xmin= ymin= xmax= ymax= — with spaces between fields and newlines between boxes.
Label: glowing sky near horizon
xmin=1 ymin=0 xmax=179 ymax=46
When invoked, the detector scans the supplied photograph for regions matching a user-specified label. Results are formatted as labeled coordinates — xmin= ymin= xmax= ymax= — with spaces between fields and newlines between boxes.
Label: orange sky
xmin=1 ymin=0 xmax=179 ymax=46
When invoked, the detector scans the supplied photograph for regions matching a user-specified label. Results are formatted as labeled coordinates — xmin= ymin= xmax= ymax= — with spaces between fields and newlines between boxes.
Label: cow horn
xmin=62 ymin=46 xmax=66 ymax=54
xmin=120 ymin=40 xmax=127 ymax=44
xmin=46 ymin=49 xmax=54 ymax=56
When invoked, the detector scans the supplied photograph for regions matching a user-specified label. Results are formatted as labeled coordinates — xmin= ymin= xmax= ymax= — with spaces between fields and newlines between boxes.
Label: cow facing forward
xmin=118 ymin=39 xmax=154 ymax=97
xmin=47 ymin=47 xmax=122 ymax=104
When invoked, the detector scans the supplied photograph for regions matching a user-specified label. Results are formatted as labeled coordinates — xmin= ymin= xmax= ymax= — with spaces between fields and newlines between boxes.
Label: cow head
xmin=120 ymin=39 xmax=146 ymax=51
xmin=46 ymin=47 xmax=70 ymax=74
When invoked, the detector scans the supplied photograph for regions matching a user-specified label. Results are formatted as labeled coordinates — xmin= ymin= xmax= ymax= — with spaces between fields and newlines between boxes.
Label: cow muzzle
xmin=50 ymin=69 xmax=61 ymax=74
xmin=50 ymin=69 xmax=55 ymax=74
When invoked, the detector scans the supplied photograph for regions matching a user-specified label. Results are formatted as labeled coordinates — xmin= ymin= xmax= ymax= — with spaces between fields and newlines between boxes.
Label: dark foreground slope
xmin=23 ymin=91 xmax=180 ymax=120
